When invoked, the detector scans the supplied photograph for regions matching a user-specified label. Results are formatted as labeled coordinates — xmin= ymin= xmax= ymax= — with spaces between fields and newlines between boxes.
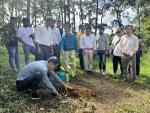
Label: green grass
xmin=0 ymin=46 xmax=150 ymax=113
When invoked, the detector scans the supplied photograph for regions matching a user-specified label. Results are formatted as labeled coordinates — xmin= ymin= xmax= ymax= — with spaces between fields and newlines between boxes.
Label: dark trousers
xmin=121 ymin=55 xmax=136 ymax=81
xmin=36 ymin=44 xmax=51 ymax=60
xmin=53 ymin=44 xmax=61 ymax=68
xmin=136 ymin=50 xmax=142 ymax=76
xmin=78 ymin=49 xmax=84 ymax=70
xmin=16 ymin=73 xmax=42 ymax=92
xmin=97 ymin=50 xmax=106 ymax=71
xmin=113 ymin=55 xmax=123 ymax=74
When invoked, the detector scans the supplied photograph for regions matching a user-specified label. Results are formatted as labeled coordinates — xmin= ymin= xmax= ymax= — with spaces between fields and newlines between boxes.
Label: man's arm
xmin=93 ymin=36 xmax=97 ymax=50
xmin=16 ymin=28 xmax=26 ymax=45
xmin=134 ymin=37 xmax=139 ymax=53
xmin=106 ymin=35 xmax=109 ymax=50
xmin=49 ymin=70 xmax=73 ymax=90
xmin=41 ymin=69 xmax=59 ymax=94
xmin=74 ymin=35 xmax=79 ymax=53
xmin=60 ymin=37 xmax=64 ymax=52
xmin=34 ymin=27 xmax=41 ymax=54
xmin=49 ymin=70 xmax=64 ymax=84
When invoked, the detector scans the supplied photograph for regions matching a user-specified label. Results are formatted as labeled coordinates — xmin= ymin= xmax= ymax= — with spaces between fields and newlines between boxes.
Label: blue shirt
xmin=60 ymin=33 xmax=78 ymax=52
xmin=17 ymin=61 xmax=63 ymax=94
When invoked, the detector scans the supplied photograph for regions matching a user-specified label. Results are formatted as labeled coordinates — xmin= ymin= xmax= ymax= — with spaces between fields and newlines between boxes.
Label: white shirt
xmin=80 ymin=34 xmax=96 ymax=50
xmin=112 ymin=35 xmax=122 ymax=56
xmin=120 ymin=34 xmax=139 ymax=55
xmin=34 ymin=25 xmax=53 ymax=46
xmin=50 ymin=27 xmax=61 ymax=45
xmin=17 ymin=27 xmax=34 ymax=46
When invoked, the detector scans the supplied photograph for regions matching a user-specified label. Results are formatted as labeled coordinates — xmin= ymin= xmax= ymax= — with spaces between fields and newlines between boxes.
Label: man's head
xmin=57 ymin=19 xmax=62 ymax=28
xmin=125 ymin=25 xmax=134 ymax=36
xmin=98 ymin=26 xmax=105 ymax=34
xmin=10 ymin=17 xmax=17 ymax=26
xmin=44 ymin=17 xmax=52 ymax=27
xmin=49 ymin=18 xmax=56 ymax=28
xmin=116 ymin=27 xmax=124 ymax=37
xmin=47 ymin=56 xmax=59 ymax=70
xmin=22 ymin=18 xmax=30 ymax=27
xmin=79 ymin=24 xmax=85 ymax=33
xmin=85 ymin=25 xmax=91 ymax=36
xmin=65 ymin=26 xmax=71 ymax=36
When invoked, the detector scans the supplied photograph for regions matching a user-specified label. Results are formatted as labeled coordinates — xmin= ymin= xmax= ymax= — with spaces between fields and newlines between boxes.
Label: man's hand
xmin=37 ymin=47 xmax=42 ymax=54
xmin=55 ymin=92 xmax=61 ymax=97
xmin=75 ymin=52 xmax=78 ymax=56
xmin=60 ymin=51 xmax=64 ymax=56
xmin=82 ymin=49 xmax=86 ymax=55
xmin=29 ymin=33 xmax=35 ymax=39
xmin=129 ymin=51 xmax=134 ymax=57
xmin=64 ymin=84 xmax=73 ymax=90
xmin=51 ymin=49 xmax=54 ymax=55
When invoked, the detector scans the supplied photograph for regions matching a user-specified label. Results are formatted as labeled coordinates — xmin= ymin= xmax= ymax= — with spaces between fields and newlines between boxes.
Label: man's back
xmin=17 ymin=61 xmax=48 ymax=81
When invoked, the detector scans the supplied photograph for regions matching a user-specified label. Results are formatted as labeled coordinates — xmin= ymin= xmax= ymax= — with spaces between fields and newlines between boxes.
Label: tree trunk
xmin=67 ymin=0 xmax=70 ymax=24
xmin=63 ymin=0 xmax=66 ymax=24
xmin=137 ymin=6 xmax=141 ymax=32
xmin=95 ymin=0 xmax=98 ymax=35
xmin=73 ymin=0 xmax=75 ymax=33
xmin=60 ymin=0 xmax=64 ymax=27
xmin=27 ymin=0 xmax=31 ymax=18
xmin=79 ymin=0 xmax=83 ymax=24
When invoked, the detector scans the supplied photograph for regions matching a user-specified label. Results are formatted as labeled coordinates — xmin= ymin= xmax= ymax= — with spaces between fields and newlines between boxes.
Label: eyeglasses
xmin=116 ymin=31 xmax=121 ymax=33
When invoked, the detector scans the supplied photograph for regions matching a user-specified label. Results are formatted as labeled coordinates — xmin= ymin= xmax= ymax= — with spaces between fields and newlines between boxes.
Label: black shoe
xmin=31 ymin=92 xmax=41 ymax=100
xmin=88 ymin=71 xmax=93 ymax=74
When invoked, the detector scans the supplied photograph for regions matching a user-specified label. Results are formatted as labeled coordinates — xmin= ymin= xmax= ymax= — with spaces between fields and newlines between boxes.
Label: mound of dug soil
xmin=42 ymin=85 xmax=97 ymax=98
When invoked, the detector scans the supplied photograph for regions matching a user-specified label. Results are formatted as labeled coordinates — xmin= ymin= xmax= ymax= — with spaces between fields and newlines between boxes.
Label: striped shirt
xmin=17 ymin=61 xmax=63 ymax=93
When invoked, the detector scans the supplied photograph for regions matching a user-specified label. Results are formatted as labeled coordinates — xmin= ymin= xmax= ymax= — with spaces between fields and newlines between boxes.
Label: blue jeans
xmin=23 ymin=44 xmax=36 ymax=65
xmin=97 ymin=50 xmax=106 ymax=71
xmin=7 ymin=47 xmax=20 ymax=69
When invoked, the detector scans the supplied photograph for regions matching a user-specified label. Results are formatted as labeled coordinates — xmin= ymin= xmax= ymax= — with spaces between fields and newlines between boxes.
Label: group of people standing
xmin=1 ymin=16 xmax=145 ymax=99
xmin=77 ymin=24 xmax=144 ymax=83
xmin=2 ymin=17 xmax=144 ymax=83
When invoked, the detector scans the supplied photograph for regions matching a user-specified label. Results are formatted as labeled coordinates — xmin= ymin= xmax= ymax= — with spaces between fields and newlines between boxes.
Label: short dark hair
xmin=10 ymin=17 xmax=17 ymax=20
xmin=86 ymin=25 xmax=91 ymax=30
xmin=125 ymin=25 xmax=134 ymax=29
xmin=57 ymin=19 xmax=61 ymax=22
xmin=44 ymin=16 xmax=53 ymax=21
xmin=64 ymin=25 xmax=71 ymax=30
xmin=47 ymin=56 xmax=58 ymax=65
xmin=22 ymin=18 xmax=30 ymax=22
xmin=98 ymin=25 xmax=105 ymax=30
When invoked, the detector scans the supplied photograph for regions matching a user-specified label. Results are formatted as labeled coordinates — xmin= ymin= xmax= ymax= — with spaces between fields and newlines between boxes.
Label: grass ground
xmin=0 ymin=46 xmax=150 ymax=113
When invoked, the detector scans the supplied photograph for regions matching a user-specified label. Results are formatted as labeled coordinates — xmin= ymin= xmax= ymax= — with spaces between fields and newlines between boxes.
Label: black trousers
xmin=136 ymin=50 xmax=142 ymax=76
xmin=113 ymin=55 xmax=123 ymax=74
xmin=78 ymin=49 xmax=84 ymax=70
xmin=16 ymin=73 xmax=42 ymax=92
xmin=53 ymin=44 xmax=61 ymax=70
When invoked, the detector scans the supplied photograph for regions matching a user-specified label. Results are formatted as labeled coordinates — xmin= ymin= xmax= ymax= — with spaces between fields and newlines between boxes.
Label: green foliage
xmin=60 ymin=54 xmax=81 ymax=82
xmin=140 ymin=16 xmax=150 ymax=39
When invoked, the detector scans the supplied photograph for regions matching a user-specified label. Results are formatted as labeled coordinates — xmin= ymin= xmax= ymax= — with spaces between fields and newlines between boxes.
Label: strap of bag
xmin=114 ymin=38 xmax=121 ymax=49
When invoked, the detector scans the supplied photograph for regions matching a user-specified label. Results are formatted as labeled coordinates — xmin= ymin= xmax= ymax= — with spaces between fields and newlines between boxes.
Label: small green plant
xmin=60 ymin=54 xmax=83 ymax=82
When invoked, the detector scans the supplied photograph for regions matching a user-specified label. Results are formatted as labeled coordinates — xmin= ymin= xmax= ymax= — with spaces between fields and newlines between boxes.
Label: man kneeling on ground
xmin=16 ymin=56 xmax=72 ymax=100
